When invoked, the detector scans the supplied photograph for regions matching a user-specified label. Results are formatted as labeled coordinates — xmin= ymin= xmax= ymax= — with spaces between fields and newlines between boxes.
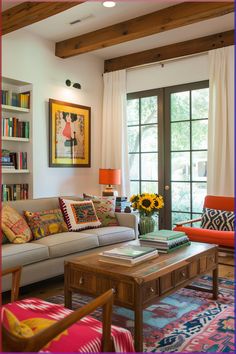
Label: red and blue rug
xmin=47 ymin=276 xmax=235 ymax=352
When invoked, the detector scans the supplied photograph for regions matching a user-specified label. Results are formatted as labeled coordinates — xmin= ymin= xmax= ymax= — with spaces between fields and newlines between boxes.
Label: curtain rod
xmin=127 ymin=51 xmax=208 ymax=72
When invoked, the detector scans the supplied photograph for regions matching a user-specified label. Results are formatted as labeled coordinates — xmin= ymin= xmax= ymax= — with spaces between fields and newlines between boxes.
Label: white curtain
xmin=207 ymin=46 xmax=234 ymax=196
xmin=101 ymin=70 xmax=130 ymax=196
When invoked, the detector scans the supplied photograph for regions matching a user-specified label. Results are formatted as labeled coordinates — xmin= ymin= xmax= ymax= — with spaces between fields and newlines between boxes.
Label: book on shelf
xmin=2 ymin=150 xmax=28 ymax=170
xmin=102 ymin=245 xmax=157 ymax=259
xmin=99 ymin=252 xmax=158 ymax=267
xmin=2 ymin=117 xmax=30 ymax=138
xmin=1 ymin=89 xmax=30 ymax=109
xmin=2 ymin=184 xmax=29 ymax=201
xmin=140 ymin=229 xmax=186 ymax=241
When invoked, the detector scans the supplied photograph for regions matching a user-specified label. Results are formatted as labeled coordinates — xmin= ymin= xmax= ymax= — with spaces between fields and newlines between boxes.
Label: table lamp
xmin=99 ymin=168 xmax=121 ymax=196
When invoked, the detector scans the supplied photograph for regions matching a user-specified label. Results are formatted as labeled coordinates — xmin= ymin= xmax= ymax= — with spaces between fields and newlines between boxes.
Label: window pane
xmin=129 ymin=154 xmax=139 ymax=180
xmin=127 ymin=99 xmax=139 ymax=125
xmin=141 ymin=153 xmax=158 ymax=180
xmin=192 ymin=88 xmax=209 ymax=120
xmin=141 ymin=96 xmax=157 ymax=124
xmin=191 ymin=213 xmax=202 ymax=227
xmin=192 ymin=183 xmax=207 ymax=213
xmin=192 ymin=120 xmax=208 ymax=150
xmin=171 ymin=182 xmax=190 ymax=212
xmin=141 ymin=125 xmax=157 ymax=152
xmin=172 ymin=212 xmax=191 ymax=227
xmin=192 ymin=151 xmax=207 ymax=181
xmin=130 ymin=181 xmax=139 ymax=196
xmin=171 ymin=152 xmax=190 ymax=181
xmin=128 ymin=126 xmax=139 ymax=152
xmin=171 ymin=122 xmax=190 ymax=151
xmin=141 ymin=181 xmax=158 ymax=194
xmin=171 ymin=91 xmax=190 ymax=121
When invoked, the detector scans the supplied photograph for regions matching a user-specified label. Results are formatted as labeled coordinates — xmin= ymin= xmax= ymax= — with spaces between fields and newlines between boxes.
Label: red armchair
xmin=174 ymin=195 xmax=234 ymax=251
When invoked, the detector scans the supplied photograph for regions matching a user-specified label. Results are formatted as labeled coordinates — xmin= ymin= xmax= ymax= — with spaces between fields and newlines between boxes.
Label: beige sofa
xmin=2 ymin=197 xmax=138 ymax=292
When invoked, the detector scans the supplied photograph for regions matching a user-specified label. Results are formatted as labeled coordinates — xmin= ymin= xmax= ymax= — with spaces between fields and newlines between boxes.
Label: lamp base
xmin=102 ymin=186 xmax=118 ymax=197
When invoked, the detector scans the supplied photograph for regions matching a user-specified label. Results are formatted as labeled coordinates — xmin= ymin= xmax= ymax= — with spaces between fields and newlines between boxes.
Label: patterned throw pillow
xmin=59 ymin=198 xmax=101 ymax=231
xmin=24 ymin=209 xmax=68 ymax=240
xmin=83 ymin=194 xmax=119 ymax=227
xmin=201 ymin=208 xmax=235 ymax=231
xmin=1 ymin=205 xmax=32 ymax=244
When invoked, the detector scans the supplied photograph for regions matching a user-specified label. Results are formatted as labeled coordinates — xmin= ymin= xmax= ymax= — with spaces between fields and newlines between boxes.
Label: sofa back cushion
xmin=24 ymin=209 xmax=68 ymax=240
xmin=1 ymin=205 xmax=32 ymax=243
xmin=59 ymin=198 xmax=101 ymax=231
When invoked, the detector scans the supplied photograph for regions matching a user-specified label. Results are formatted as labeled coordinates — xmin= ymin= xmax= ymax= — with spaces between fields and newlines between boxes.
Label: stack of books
xmin=1 ymin=150 xmax=28 ymax=170
xmin=2 ymin=117 xmax=30 ymax=138
xmin=140 ymin=229 xmax=190 ymax=253
xmin=2 ymin=184 xmax=29 ymax=201
xmin=115 ymin=197 xmax=130 ymax=212
xmin=99 ymin=245 xmax=158 ymax=266
xmin=1 ymin=90 xmax=30 ymax=108
xmin=1 ymin=150 xmax=15 ymax=170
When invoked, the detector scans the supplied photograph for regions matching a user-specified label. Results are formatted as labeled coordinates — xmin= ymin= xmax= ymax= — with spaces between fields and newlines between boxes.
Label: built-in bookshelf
xmin=1 ymin=77 xmax=33 ymax=201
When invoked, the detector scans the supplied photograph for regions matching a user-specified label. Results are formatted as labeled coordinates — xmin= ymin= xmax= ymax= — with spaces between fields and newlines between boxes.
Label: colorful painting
xmin=49 ymin=99 xmax=91 ymax=167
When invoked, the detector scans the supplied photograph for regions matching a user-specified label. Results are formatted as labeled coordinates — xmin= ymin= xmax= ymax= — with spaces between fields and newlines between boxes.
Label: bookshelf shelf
xmin=2 ymin=169 xmax=30 ymax=174
xmin=2 ymin=104 xmax=30 ymax=113
xmin=2 ymin=76 xmax=33 ymax=201
xmin=2 ymin=137 xmax=30 ymax=142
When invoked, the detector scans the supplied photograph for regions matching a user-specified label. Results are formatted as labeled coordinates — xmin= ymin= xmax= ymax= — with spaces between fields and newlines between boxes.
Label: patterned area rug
xmin=47 ymin=276 xmax=235 ymax=352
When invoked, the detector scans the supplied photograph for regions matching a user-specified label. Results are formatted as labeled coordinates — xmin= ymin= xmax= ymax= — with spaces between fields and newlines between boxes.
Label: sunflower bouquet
xmin=130 ymin=193 xmax=164 ymax=217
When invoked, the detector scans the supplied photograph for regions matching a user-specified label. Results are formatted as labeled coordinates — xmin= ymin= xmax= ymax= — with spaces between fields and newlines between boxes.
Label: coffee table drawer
xmin=207 ymin=252 xmax=216 ymax=269
xmin=175 ymin=266 xmax=188 ymax=286
xmin=142 ymin=280 xmax=159 ymax=303
xmin=69 ymin=268 xmax=96 ymax=293
xmin=96 ymin=277 xmax=134 ymax=306
xmin=160 ymin=273 xmax=174 ymax=294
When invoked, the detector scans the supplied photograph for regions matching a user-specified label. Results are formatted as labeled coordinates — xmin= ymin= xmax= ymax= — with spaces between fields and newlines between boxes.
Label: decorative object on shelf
xmin=65 ymin=80 xmax=81 ymax=90
xmin=130 ymin=193 xmax=164 ymax=235
xmin=99 ymin=168 xmax=121 ymax=196
xmin=49 ymin=99 xmax=91 ymax=167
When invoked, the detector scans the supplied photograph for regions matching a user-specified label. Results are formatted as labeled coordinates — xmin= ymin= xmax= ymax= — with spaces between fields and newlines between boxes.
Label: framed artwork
xmin=49 ymin=99 xmax=91 ymax=167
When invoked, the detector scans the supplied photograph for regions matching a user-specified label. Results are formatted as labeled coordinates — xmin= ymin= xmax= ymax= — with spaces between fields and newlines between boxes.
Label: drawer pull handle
xmin=79 ymin=277 xmax=84 ymax=285
xmin=181 ymin=271 xmax=186 ymax=277
xmin=150 ymin=287 xmax=155 ymax=293
xmin=112 ymin=287 xmax=117 ymax=294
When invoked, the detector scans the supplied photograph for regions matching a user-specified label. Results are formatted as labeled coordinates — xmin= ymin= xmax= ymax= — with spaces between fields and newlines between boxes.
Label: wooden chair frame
xmin=2 ymin=266 xmax=114 ymax=352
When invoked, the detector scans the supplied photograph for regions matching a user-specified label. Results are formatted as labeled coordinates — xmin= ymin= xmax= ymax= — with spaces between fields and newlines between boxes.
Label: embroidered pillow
xmin=59 ymin=198 xmax=101 ymax=231
xmin=24 ymin=209 xmax=68 ymax=240
xmin=1 ymin=205 xmax=32 ymax=244
xmin=83 ymin=194 xmax=119 ymax=227
xmin=201 ymin=208 xmax=235 ymax=231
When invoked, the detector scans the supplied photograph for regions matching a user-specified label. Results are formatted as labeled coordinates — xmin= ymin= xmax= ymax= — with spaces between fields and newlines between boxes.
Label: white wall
xmin=2 ymin=30 xmax=104 ymax=198
xmin=127 ymin=54 xmax=209 ymax=93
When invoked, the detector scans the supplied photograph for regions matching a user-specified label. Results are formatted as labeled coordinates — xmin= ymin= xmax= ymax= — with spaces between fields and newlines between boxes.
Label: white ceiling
xmin=2 ymin=1 xmax=234 ymax=60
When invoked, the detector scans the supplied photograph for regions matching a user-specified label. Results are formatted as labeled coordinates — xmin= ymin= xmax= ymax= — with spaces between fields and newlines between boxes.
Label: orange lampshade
xmin=99 ymin=168 xmax=121 ymax=185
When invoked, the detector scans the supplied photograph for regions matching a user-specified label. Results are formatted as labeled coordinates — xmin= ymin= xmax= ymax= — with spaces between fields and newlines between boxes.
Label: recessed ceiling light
xmin=102 ymin=1 xmax=116 ymax=8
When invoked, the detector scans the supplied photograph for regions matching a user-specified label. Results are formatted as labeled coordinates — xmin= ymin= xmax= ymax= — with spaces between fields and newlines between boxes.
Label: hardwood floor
xmin=2 ymin=255 xmax=234 ymax=304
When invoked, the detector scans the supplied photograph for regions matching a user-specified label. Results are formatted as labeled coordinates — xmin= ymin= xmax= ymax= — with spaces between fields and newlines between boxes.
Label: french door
xmin=127 ymin=81 xmax=209 ymax=229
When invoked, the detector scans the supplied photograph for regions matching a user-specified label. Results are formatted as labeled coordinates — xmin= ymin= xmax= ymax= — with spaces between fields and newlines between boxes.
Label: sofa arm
xmin=115 ymin=212 xmax=139 ymax=238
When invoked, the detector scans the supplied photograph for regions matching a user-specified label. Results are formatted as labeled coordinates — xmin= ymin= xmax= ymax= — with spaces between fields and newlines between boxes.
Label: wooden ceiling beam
xmin=104 ymin=30 xmax=234 ymax=73
xmin=55 ymin=2 xmax=234 ymax=58
xmin=2 ymin=2 xmax=84 ymax=35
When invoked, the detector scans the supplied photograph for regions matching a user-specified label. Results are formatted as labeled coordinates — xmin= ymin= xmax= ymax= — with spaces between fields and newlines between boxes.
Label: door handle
xmin=164 ymin=185 xmax=170 ymax=191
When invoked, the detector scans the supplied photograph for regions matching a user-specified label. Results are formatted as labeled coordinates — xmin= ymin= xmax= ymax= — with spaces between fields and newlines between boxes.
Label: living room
xmin=1 ymin=1 xmax=235 ymax=353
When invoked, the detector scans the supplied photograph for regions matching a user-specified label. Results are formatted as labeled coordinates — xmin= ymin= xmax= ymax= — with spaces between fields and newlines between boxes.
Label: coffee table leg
xmin=65 ymin=289 xmax=72 ymax=309
xmin=134 ymin=286 xmax=143 ymax=352
xmin=212 ymin=267 xmax=218 ymax=300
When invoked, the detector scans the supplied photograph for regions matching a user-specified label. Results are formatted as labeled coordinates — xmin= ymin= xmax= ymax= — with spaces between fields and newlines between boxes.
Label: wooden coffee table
xmin=64 ymin=241 xmax=218 ymax=352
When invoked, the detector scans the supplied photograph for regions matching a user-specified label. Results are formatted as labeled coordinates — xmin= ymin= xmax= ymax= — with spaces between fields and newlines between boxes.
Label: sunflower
xmin=153 ymin=195 xmax=164 ymax=209
xmin=130 ymin=194 xmax=139 ymax=203
xmin=138 ymin=195 xmax=155 ymax=212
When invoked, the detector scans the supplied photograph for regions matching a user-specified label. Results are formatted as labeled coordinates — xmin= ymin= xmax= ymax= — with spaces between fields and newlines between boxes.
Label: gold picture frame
xmin=49 ymin=99 xmax=91 ymax=167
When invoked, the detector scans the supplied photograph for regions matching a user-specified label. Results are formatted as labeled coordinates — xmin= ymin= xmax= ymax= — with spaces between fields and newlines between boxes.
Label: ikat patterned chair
xmin=1 ymin=266 xmax=134 ymax=352
xmin=174 ymin=195 xmax=234 ymax=254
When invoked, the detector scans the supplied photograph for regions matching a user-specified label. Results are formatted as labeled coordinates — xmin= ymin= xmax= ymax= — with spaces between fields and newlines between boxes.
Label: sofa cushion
xmin=2 ymin=243 xmax=49 ymax=269
xmin=24 ymin=209 xmax=68 ymax=240
xmin=83 ymin=194 xmax=119 ymax=227
xmin=59 ymin=198 xmax=101 ymax=231
xmin=85 ymin=226 xmax=135 ymax=246
xmin=32 ymin=232 xmax=99 ymax=258
xmin=2 ymin=205 xmax=32 ymax=244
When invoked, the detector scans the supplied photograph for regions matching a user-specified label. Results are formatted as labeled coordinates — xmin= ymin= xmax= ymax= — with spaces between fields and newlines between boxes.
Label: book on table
xmin=140 ymin=229 xmax=186 ymax=241
xmin=99 ymin=245 xmax=158 ymax=266
xmin=140 ymin=238 xmax=191 ymax=253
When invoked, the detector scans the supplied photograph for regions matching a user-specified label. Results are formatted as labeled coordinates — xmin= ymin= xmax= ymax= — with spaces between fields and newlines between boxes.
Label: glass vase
xmin=139 ymin=215 xmax=156 ymax=235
